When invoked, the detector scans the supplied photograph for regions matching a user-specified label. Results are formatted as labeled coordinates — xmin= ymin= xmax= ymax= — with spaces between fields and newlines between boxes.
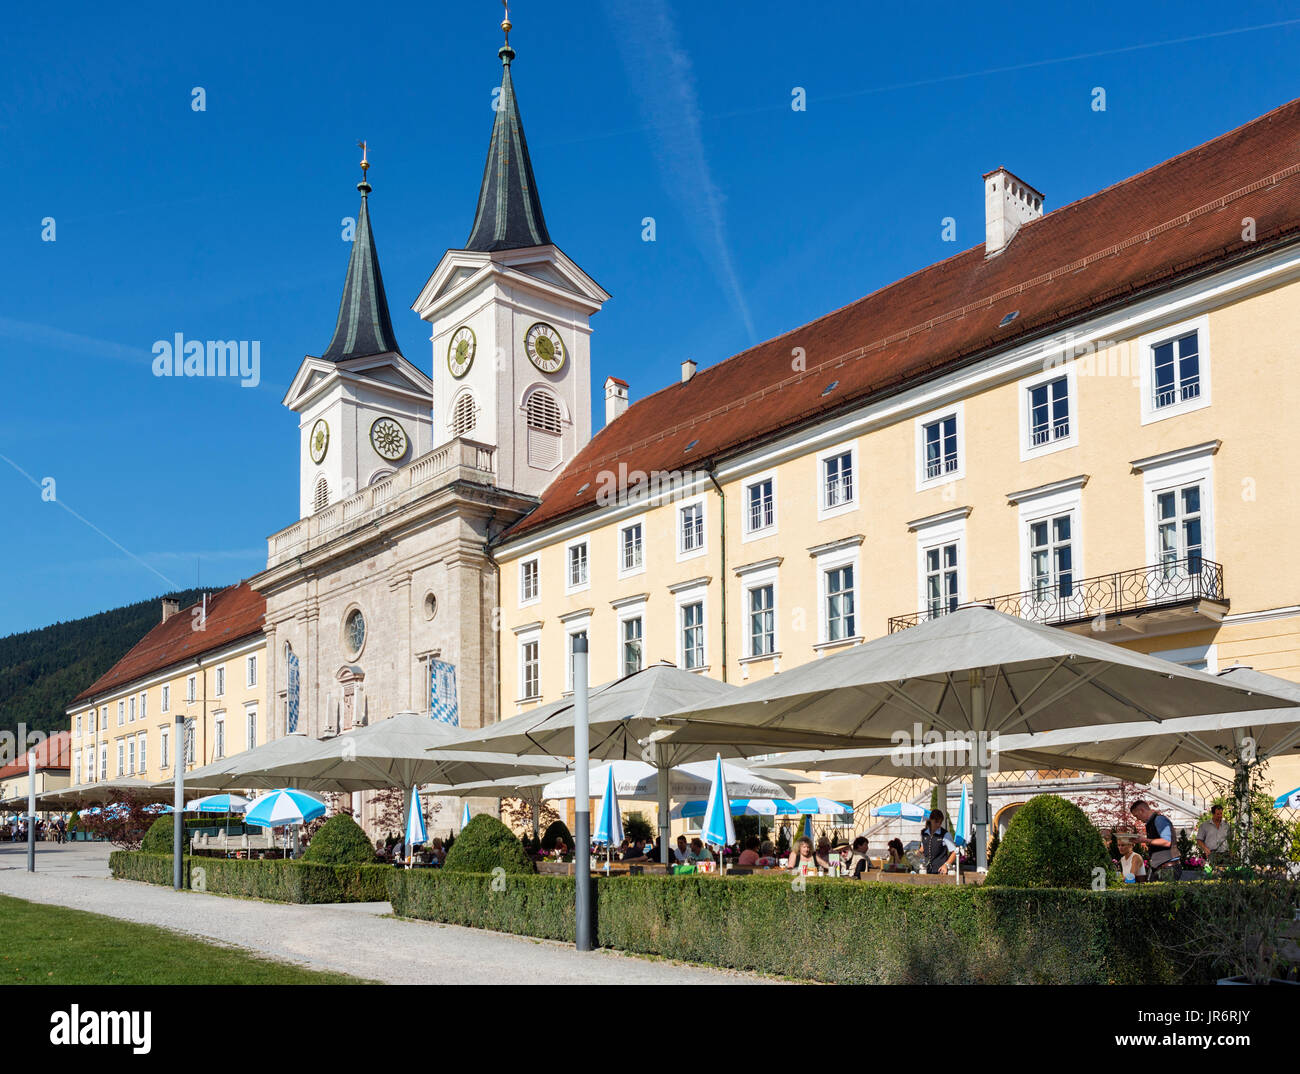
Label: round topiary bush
xmin=541 ymin=819 xmax=572 ymax=851
xmin=443 ymin=814 xmax=536 ymax=874
xmin=141 ymin=814 xmax=175 ymax=855
xmin=985 ymin=793 xmax=1115 ymax=889
xmin=302 ymin=813 xmax=377 ymax=865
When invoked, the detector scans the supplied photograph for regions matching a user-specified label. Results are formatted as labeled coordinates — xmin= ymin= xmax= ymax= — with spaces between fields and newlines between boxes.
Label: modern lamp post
xmin=572 ymin=635 xmax=591 ymax=951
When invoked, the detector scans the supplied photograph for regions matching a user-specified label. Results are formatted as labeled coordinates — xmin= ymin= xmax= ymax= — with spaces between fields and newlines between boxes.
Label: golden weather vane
xmin=501 ymin=0 xmax=511 ymax=43
xmin=358 ymin=140 xmax=369 ymax=177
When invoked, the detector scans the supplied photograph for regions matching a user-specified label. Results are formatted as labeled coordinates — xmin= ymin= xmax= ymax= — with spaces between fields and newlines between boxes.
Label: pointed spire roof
xmin=464 ymin=24 xmax=552 ymax=253
xmin=323 ymin=153 xmax=403 ymax=362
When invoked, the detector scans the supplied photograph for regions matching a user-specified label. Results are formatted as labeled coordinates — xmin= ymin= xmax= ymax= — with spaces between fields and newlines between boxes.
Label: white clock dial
xmin=524 ymin=322 xmax=566 ymax=374
xmin=448 ymin=326 xmax=476 ymax=379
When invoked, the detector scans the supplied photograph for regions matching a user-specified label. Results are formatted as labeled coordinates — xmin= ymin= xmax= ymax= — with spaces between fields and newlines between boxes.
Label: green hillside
xmin=0 ymin=587 xmax=216 ymax=738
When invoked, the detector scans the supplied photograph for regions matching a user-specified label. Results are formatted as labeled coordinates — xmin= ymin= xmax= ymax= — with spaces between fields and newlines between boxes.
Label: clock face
xmin=369 ymin=417 xmax=408 ymax=461
xmin=447 ymin=325 xmax=476 ymax=379
xmin=309 ymin=419 xmax=329 ymax=464
xmin=524 ymin=322 xmax=566 ymax=374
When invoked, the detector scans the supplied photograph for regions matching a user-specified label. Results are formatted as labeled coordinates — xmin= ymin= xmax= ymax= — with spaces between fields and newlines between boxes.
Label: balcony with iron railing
xmin=266 ymin=437 xmax=496 ymax=568
xmin=888 ymin=555 xmax=1227 ymax=639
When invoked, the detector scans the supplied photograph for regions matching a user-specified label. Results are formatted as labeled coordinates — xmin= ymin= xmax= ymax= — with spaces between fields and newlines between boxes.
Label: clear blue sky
xmin=2 ymin=0 xmax=1298 ymax=636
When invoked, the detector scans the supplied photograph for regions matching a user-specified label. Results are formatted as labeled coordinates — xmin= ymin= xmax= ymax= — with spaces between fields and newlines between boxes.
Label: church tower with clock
xmin=413 ymin=17 xmax=609 ymax=498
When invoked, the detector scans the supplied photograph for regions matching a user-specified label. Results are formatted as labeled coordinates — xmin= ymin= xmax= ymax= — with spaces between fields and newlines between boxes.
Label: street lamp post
xmin=26 ymin=749 xmax=36 ymax=873
xmin=572 ymin=635 xmax=592 ymax=951
xmin=173 ymin=713 xmax=185 ymax=890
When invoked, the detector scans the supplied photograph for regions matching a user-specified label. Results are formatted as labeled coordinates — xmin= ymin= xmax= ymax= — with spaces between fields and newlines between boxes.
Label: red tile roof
xmin=0 ymin=731 xmax=71 ymax=779
xmin=72 ymin=582 xmax=265 ymax=705
xmin=506 ymin=97 xmax=1300 ymax=540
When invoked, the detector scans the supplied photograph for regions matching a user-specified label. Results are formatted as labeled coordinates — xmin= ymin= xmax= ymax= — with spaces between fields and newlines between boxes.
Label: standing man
xmin=921 ymin=809 xmax=958 ymax=876
xmin=1195 ymin=803 xmax=1231 ymax=865
xmin=1130 ymin=800 xmax=1180 ymax=880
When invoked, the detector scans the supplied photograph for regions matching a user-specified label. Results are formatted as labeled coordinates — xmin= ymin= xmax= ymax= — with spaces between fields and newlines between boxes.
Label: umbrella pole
xmin=572 ymin=637 xmax=592 ymax=952
xmin=970 ymin=669 xmax=990 ymax=873
xmin=656 ymin=754 xmax=671 ymax=867
xmin=173 ymin=713 xmax=185 ymax=890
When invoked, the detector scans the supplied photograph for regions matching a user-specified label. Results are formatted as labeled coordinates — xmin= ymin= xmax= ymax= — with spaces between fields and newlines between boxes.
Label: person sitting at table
xmin=673 ymin=834 xmax=692 ymax=863
xmin=689 ymin=837 xmax=713 ymax=862
xmin=759 ymin=838 xmax=775 ymax=858
xmin=815 ymin=836 xmax=834 ymax=869
xmin=787 ymin=836 xmax=818 ymax=874
xmin=552 ymin=837 xmax=569 ymax=859
xmin=847 ymin=836 xmax=871 ymax=879
xmin=621 ymin=838 xmax=647 ymax=862
xmin=737 ymin=836 xmax=761 ymax=867
xmin=884 ymin=838 xmax=909 ymax=872
xmin=1118 ymin=840 xmax=1147 ymax=882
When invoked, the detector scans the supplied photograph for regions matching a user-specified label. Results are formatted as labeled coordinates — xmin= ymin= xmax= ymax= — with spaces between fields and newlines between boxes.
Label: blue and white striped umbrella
xmin=731 ymin=798 xmax=797 ymax=816
xmin=699 ymin=754 xmax=736 ymax=850
xmin=244 ymin=789 xmax=326 ymax=828
xmin=185 ymin=794 xmax=250 ymax=814
xmin=461 ymin=802 xmax=471 ymax=829
xmin=953 ymin=784 xmax=971 ymax=847
xmin=793 ymin=796 xmax=850 ymax=815
xmin=406 ymin=786 xmax=427 ymax=848
xmin=872 ymin=802 xmax=930 ymax=821
xmin=592 ymin=764 xmax=625 ymax=846
xmin=1274 ymin=786 xmax=1300 ymax=808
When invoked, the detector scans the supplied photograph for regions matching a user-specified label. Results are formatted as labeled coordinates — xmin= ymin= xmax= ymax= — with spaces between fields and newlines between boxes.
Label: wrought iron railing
xmin=888 ymin=556 xmax=1225 ymax=633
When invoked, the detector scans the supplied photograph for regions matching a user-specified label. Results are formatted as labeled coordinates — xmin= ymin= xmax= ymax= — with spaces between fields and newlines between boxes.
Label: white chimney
xmin=983 ymin=167 xmax=1044 ymax=257
xmin=604 ymin=376 xmax=629 ymax=425
xmin=161 ymin=597 xmax=180 ymax=623
xmin=681 ymin=359 xmax=697 ymax=383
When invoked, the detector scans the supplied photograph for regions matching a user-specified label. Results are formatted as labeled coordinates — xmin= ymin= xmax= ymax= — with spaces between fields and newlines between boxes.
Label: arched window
xmin=313 ymin=476 xmax=329 ymax=512
xmin=451 ymin=392 xmax=477 ymax=438
xmin=525 ymin=388 xmax=564 ymax=469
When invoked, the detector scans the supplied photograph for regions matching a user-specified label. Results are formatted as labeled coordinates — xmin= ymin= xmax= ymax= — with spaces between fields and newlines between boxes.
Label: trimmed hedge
xmin=140 ymin=815 xmax=174 ymax=855
xmin=443 ymin=814 xmax=535 ymax=875
xmin=110 ymin=851 xmax=391 ymax=904
xmin=302 ymin=814 xmax=376 ymax=865
xmin=387 ymin=870 xmax=1229 ymax=984
xmin=986 ymin=793 xmax=1116 ymax=889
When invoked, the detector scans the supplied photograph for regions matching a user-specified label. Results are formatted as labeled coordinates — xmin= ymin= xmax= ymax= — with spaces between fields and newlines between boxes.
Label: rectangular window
xmin=72 ymin=748 xmax=80 ymax=780
xmin=128 ymin=696 xmax=135 ymax=723
xmin=75 ymin=715 xmax=82 ymax=738
xmin=186 ymin=675 xmax=196 ymax=704
xmin=922 ymin=416 xmax=959 ymax=480
xmin=522 ymin=640 xmax=540 ymax=700
xmin=925 ymin=543 xmax=960 ymax=617
xmin=214 ymin=715 xmax=225 ymax=760
xmin=1152 ymin=331 xmax=1200 ymax=410
xmin=117 ymin=701 xmax=124 ymax=726
xmin=1029 ymin=514 xmax=1074 ymax=598
xmin=680 ymin=503 xmax=704 ymax=553
xmin=520 ymin=559 xmax=539 ymax=603
xmin=137 ymin=733 xmax=146 ymax=774
xmin=746 ymin=479 xmax=774 ymax=532
xmin=1028 ymin=376 xmax=1070 ymax=446
xmin=246 ymin=655 xmax=258 ymax=688
xmin=184 ymin=719 xmax=195 ymax=766
xmin=160 ymin=726 xmax=170 ymax=770
xmin=116 ymin=741 xmax=125 ymax=777
xmin=1156 ymin=484 xmax=1203 ymax=576
xmin=567 ymin=543 xmax=588 ymax=588
xmin=139 ymin=692 xmax=147 ymax=720
xmin=621 ymin=524 xmax=643 ymax=571
xmin=621 ymin=617 xmax=644 ymax=677
xmin=681 ymin=601 xmax=704 ymax=670
xmin=99 ymin=744 xmax=107 ymax=781
xmin=823 ymin=451 xmax=854 ymax=509
xmin=246 ymin=707 xmax=258 ymax=750
xmin=748 ymin=585 xmax=775 ymax=656
xmin=161 ymin=684 xmax=170 ymax=713
xmin=127 ymin=737 xmax=135 ymax=775
xmin=825 ymin=565 xmax=856 ymax=641
xmin=215 ymin=666 xmax=226 ymax=697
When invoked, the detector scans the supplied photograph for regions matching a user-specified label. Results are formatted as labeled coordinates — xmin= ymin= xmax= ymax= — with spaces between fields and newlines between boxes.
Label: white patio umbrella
xmin=649 ymin=607 xmax=1297 ymax=869
xmin=38 ymin=778 xmax=173 ymax=807
xmin=426 ymin=664 xmax=754 ymax=864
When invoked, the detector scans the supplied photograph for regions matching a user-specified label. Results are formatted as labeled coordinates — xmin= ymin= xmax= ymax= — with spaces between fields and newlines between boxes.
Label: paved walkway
xmin=0 ymin=844 xmax=769 ymax=985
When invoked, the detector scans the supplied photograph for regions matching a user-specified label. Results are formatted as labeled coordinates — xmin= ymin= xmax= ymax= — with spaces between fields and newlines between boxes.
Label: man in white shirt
xmin=1195 ymin=803 xmax=1230 ymax=862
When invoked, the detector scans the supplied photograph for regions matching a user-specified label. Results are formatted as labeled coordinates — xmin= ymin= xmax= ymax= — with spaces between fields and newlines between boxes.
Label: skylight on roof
xmin=684 ymin=439 xmax=699 ymax=452
xmin=999 ymin=310 xmax=1020 ymax=327
xmin=821 ymin=380 xmax=839 ymax=396
xmin=576 ymin=482 xmax=590 ymax=496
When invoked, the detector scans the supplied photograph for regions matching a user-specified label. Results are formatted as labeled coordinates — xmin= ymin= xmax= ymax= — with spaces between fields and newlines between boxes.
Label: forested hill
xmin=0 ymin=588 xmax=215 ymax=737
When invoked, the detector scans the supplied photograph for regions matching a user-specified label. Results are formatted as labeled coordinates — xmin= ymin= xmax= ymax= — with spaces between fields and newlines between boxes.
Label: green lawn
xmin=0 ymin=895 xmax=369 ymax=984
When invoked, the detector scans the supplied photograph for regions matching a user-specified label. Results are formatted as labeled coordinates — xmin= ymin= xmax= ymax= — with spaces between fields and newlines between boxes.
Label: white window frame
xmin=519 ymin=557 xmax=540 ymax=607
xmin=161 ymin=684 xmax=170 ymax=714
xmin=736 ymin=562 xmax=780 ymax=662
xmin=1010 ymin=478 xmax=1086 ymax=598
xmin=1151 ymin=643 xmax=1219 ymax=674
xmin=128 ymin=696 xmax=135 ymax=723
xmin=614 ymin=597 xmax=648 ymax=678
xmin=116 ymin=740 xmax=125 ymax=777
xmin=618 ymin=516 xmax=647 ymax=578
xmin=741 ymin=471 xmax=778 ymax=542
xmin=561 ymin=612 xmax=592 ymax=694
xmin=245 ymin=703 xmax=258 ymax=750
xmin=915 ymin=401 xmax=966 ymax=491
xmin=75 ymin=715 xmax=82 ymax=738
xmin=676 ymin=494 xmax=708 ymax=563
xmin=159 ymin=725 xmax=170 ymax=771
xmin=246 ymin=654 xmax=258 ymax=688
xmin=817 ymin=442 xmax=859 ymax=520
xmin=565 ymin=539 xmax=591 ymax=594
xmin=812 ymin=540 xmax=863 ymax=648
xmin=136 ymin=732 xmax=147 ymax=774
xmin=672 ymin=580 xmax=709 ymax=672
xmin=911 ymin=510 xmax=969 ymax=617
xmin=215 ymin=664 xmax=226 ymax=698
xmin=139 ymin=692 xmax=147 ymax=720
xmin=1018 ymin=362 xmax=1079 ymax=461
xmin=214 ymin=711 xmax=226 ymax=760
xmin=1138 ymin=314 xmax=1211 ymax=425
xmin=117 ymin=700 xmax=124 ymax=726
xmin=1135 ymin=443 xmax=1217 ymax=568
xmin=518 ymin=630 xmax=542 ymax=702
xmin=186 ymin=675 xmax=197 ymax=704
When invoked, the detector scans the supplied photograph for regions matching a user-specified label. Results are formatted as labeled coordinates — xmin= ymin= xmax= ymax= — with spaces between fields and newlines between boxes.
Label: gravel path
xmin=0 ymin=844 xmax=770 ymax=985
